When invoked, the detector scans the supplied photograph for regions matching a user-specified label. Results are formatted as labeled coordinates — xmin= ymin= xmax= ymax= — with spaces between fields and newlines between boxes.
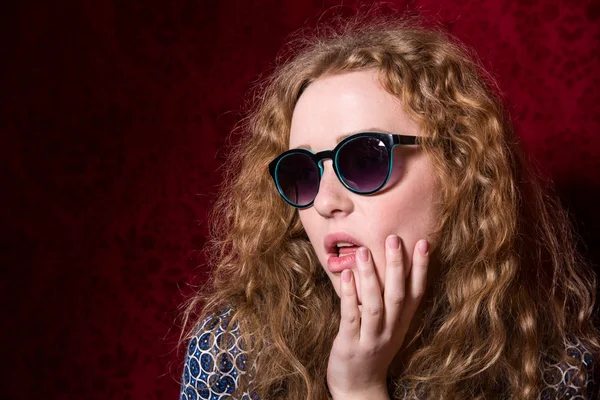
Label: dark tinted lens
xmin=276 ymin=153 xmax=319 ymax=206
xmin=336 ymin=136 xmax=389 ymax=192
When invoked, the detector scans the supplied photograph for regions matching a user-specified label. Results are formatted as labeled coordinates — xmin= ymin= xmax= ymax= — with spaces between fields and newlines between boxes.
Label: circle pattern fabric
xmin=180 ymin=309 xmax=258 ymax=400
xmin=181 ymin=310 xmax=596 ymax=399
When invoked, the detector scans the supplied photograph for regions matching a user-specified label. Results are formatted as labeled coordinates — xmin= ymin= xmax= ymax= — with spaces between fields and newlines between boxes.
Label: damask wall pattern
xmin=2 ymin=0 xmax=599 ymax=398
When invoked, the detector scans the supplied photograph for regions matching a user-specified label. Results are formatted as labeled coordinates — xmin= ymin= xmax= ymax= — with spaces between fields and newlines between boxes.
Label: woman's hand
xmin=326 ymin=235 xmax=430 ymax=400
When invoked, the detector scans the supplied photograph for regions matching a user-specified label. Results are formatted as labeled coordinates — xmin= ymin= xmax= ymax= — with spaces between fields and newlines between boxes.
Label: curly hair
xmin=179 ymin=14 xmax=599 ymax=400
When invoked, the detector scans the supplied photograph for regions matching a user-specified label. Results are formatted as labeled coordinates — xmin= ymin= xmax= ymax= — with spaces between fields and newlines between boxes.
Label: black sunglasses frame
xmin=268 ymin=131 xmax=419 ymax=208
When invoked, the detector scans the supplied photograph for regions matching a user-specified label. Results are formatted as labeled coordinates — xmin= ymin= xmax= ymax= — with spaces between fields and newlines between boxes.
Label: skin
xmin=288 ymin=69 xmax=438 ymax=399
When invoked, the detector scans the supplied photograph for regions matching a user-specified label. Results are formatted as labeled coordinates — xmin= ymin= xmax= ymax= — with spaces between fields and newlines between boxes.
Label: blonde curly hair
xmin=180 ymin=14 xmax=599 ymax=400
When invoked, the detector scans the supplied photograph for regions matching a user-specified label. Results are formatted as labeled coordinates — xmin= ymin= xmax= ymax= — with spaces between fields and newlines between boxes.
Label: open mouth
xmin=324 ymin=233 xmax=364 ymax=273
xmin=336 ymin=242 xmax=359 ymax=257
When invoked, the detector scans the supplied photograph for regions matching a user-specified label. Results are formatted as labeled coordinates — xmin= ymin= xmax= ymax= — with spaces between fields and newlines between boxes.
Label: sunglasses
xmin=269 ymin=132 xmax=419 ymax=208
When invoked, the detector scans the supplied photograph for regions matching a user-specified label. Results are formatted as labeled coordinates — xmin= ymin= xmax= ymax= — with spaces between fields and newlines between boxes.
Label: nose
xmin=313 ymin=160 xmax=354 ymax=218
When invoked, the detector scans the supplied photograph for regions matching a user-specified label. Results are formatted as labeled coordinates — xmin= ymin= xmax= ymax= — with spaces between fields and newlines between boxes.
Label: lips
xmin=324 ymin=232 xmax=363 ymax=273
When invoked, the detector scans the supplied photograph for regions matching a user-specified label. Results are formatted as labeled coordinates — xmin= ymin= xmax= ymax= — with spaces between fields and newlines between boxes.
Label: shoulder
xmin=539 ymin=334 xmax=597 ymax=399
xmin=180 ymin=308 xmax=258 ymax=400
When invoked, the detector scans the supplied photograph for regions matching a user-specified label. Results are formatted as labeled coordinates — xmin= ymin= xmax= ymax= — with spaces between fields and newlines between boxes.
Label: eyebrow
xmin=292 ymin=127 xmax=393 ymax=150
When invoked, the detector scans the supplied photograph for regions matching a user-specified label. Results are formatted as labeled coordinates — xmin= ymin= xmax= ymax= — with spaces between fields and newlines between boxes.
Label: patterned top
xmin=180 ymin=309 xmax=597 ymax=399
xmin=180 ymin=308 xmax=257 ymax=400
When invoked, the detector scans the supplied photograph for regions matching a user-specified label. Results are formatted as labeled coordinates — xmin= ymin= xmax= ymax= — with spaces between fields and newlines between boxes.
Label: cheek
xmin=387 ymin=150 xmax=407 ymax=184
xmin=298 ymin=210 xmax=313 ymax=234
xmin=383 ymin=166 xmax=437 ymax=232
xmin=366 ymin=187 xmax=436 ymax=265
xmin=298 ymin=211 xmax=322 ymax=255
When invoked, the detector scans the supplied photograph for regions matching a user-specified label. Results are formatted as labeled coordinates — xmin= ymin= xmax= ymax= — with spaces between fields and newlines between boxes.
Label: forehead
xmin=288 ymin=69 xmax=419 ymax=151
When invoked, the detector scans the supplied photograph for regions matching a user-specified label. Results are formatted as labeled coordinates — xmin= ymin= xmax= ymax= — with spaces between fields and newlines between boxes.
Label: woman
xmin=179 ymin=15 xmax=598 ymax=400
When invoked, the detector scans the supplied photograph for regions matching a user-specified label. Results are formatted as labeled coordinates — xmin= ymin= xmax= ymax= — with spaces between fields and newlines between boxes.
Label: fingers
xmin=356 ymin=247 xmax=384 ymax=337
xmin=338 ymin=269 xmax=360 ymax=341
xmin=340 ymin=237 xmax=429 ymax=345
xmin=398 ymin=239 xmax=429 ymax=326
xmin=383 ymin=235 xmax=405 ymax=328
xmin=328 ymin=239 xmax=429 ymax=396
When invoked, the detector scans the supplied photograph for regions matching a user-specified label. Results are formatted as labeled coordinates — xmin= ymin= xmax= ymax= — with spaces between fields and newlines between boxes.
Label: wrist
xmin=330 ymin=385 xmax=389 ymax=400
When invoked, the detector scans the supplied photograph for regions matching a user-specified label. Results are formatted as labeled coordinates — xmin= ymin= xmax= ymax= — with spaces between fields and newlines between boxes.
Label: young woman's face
xmin=289 ymin=69 xmax=438 ymax=303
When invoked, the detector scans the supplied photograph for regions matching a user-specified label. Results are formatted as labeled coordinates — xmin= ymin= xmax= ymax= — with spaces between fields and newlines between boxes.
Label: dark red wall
xmin=2 ymin=1 xmax=599 ymax=398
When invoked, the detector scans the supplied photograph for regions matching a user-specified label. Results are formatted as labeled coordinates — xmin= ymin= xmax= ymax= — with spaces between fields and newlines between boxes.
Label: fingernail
xmin=387 ymin=235 xmax=399 ymax=250
xmin=418 ymin=240 xmax=429 ymax=255
xmin=342 ymin=269 xmax=351 ymax=282
xmin=358 ymin=247 xmax=369 ymax=262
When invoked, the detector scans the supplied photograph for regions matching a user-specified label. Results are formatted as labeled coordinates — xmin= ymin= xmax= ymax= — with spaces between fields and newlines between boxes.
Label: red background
xmin=2 ymin=0 xmax=599 ymax=398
